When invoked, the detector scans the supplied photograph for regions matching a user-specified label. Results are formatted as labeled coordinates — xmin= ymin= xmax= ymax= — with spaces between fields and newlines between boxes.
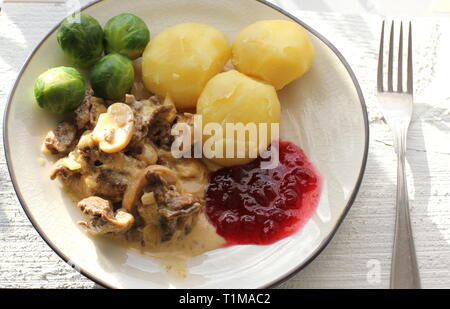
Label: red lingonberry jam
xmin=205 ymin=140 xmax=322 ymax=246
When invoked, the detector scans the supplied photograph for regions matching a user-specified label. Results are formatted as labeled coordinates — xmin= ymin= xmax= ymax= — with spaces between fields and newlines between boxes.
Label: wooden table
xmin=0 ymin=0 xmax=449 ymax=288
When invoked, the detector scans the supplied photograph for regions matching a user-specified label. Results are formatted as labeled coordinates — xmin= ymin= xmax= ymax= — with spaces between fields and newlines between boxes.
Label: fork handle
xmin=390 ymin=128 xmax=421 ymax=289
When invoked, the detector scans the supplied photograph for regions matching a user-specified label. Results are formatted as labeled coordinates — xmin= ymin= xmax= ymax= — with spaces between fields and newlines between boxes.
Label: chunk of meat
xmin=77 ymin=196 xmax=134 ymax=235
xmin=92 ymin=169 xmax=128 ymax=201
xmin=147 ymin=104 xmax=177 ymax=148
xmin=125 ymin=94 xmax=177 ymax=148
xmin=161 ymin=195 xmax=202 ymax=219
xmin=44 ymin=122 xmax=77 ymax=154
xmin=75 ymin=89 xmax=107 ymax=130
xmin=50 ymin=135 xmax=144 ymax=202
xmin=126 ymin=94 xmax=155 ymax=146
xmin=122 ymin=165 xmax=179 ymax=212
xmin=138 ymin=166 xmax=202 ymax=243
xmin=49 ymin=165 xmax=76 ymax=180
xmin=130 ymin=113 xmax=149 ymax=146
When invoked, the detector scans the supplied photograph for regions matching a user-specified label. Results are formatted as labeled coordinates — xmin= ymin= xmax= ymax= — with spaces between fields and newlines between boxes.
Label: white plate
xmin=3 ymin=0 xmax=368 ymax=288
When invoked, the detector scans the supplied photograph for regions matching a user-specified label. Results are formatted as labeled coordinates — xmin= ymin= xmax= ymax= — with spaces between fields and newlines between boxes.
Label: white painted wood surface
xmin=0 ymin=0 xmax=449 ymax=289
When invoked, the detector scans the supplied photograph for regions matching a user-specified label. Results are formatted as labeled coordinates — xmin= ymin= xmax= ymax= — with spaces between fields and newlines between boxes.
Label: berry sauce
xmin=205 ymin=140 xmax=322 ymax=246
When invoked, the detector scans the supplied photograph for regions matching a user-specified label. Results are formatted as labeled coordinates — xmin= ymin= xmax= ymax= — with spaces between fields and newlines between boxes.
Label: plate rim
xmin=2 ymin=0 xmax=369 ymax=289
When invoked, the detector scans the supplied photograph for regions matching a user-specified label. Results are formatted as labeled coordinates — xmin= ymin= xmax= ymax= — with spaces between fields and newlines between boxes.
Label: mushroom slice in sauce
xmin=77 ymin=196 xmax=134 ymax=235
xmin=122 ymin=165 xmax=180 ymax=212
xmin=92 ymin=103 xmax=135 ymax=153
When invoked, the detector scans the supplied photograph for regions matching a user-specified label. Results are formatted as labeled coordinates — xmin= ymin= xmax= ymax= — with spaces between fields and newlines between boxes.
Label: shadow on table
xmin=406 ymin=104 xmax=450 ymax=287
xmin=0 ymin=145 xmax=15 ymax=233
xmin=278 ymin=113 xmax=450 ymax=288
xmin=0 ymin=202 xmax=11 ymax=232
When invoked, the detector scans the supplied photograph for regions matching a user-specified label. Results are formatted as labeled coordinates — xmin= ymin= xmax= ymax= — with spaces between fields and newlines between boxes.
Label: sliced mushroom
xmin=77 ymin=196 xmax=134 ymax=235
xmin=135 ymin=143 xmax=158 ymax=166
xmin=172 ymin=159 xmax=209 ymax=197
xmin=146 ymin=165 xmax=180 ymax=186
xmin=92 ymin=103 xmax=134 ymax=154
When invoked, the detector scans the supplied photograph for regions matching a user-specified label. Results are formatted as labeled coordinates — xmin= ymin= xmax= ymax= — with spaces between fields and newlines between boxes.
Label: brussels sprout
xmin=104 ymin=13 xmax=150 ymax=59
xmin=57 ymin=14 xmax=104 ymax=68
xmin=34 ymin=67 xmax=86 ymax=114
xmin=90 ymin=53 xmax=134 ymax=101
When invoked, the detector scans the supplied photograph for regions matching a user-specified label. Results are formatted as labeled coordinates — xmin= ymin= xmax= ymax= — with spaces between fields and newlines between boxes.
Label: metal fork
xmin=377 ymin=21 xmax=420 ymax=289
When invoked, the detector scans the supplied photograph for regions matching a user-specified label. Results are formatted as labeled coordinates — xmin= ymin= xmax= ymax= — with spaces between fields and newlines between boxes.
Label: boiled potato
xmin=197 ymin=70 xmax=280 ymax=167
xmin=232 ymin=20 xmax=314 ymax=90
xmin=142 ymin=23 xmax=231 ymax=110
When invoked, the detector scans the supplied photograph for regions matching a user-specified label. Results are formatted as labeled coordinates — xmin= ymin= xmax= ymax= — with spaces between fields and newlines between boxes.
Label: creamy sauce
xmin=63 ymin=157 xmax=224 ymax=259
xmin=104 ymin=213 xmax=225 ymax=278
xmin=139 ymin=214 xmax=225 ymax=257
xmin=45 ymin=137 xmax=224 ymax=277
xmin=63 ymin=181 xmax=225 ymax=259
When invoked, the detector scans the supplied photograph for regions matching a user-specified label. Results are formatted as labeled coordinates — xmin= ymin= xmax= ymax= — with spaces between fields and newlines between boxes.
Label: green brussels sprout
xmin=90 ymin=53 xmax=134 ymax=101
xmin=57 ymin=14 xmax=104 ymax=68
xmin=34 ymin=67 xmax=86 ymax=114
xmin=104 ymin=13 xmax=150 ymax=59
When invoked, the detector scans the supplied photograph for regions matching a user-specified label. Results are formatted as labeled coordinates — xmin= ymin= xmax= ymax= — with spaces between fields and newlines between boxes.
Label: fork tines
xmin=377 ymin=21 xmax=413 ymax=94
